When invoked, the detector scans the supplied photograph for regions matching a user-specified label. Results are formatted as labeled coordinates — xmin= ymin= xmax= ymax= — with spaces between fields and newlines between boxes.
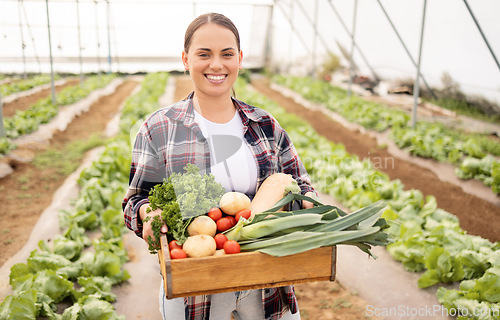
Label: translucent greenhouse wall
xmin=0 ymin=0 xmax=272 ymax=74
xmin=0 ymin=0 xmax=499 ymax=107
xmin=271 ymin=0 xmax=500 ymax=107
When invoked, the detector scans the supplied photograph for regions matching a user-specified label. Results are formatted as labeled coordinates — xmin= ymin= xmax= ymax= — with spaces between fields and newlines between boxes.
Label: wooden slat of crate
xmin=159 ymin=234 xmax=336 ymax=299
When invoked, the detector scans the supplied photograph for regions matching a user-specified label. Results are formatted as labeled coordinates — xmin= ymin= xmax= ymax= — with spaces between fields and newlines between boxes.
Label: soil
xmin=1 ymin=74 xmax=498 ymax=319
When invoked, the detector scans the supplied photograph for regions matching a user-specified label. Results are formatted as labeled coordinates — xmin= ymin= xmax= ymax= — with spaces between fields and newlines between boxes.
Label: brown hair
xmin=184 ymin=12 xmax=241 ymax=53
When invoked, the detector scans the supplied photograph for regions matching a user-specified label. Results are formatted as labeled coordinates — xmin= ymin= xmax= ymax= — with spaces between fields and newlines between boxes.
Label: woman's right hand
xmin=139 ymin=203 xmax=168 ymax=243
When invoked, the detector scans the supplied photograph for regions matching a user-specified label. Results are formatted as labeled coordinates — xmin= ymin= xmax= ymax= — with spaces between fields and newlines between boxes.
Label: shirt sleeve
xmin=273 ymin=119 xmax=316 ymax=196
xmin=122 ymin=119 xmax=165 ymax=238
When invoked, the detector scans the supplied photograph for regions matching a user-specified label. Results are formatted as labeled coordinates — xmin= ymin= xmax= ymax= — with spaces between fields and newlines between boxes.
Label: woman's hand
xmin=302 ymin=191 xmax=320 ymax=209
xmin=139 ymin=203 xmax=168 ymax=243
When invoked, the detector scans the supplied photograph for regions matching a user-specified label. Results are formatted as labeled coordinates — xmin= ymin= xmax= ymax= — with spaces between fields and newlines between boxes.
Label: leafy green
xmin=79 ymin=250 xmax=130 ymax=285
xmin=2 ymin=74 xmax=116 ymax=144
xmin=75 ymin=276 xmax=116 ymax=302
xmin=61 ymin=295 xmax=125 ymax=320
xmin=146 ymin=163 xmax=225 ymax=252
xmin=437 ymin=267 xmax=500 ymax=319
xmin=31 ymin=270 xmax=75 ymax=303
xmin=1 ymin=74 xmax=60 ymax=97
xmin=2 ymin=73 xmax=170 ymax=318
xmin=417 ymin=247 xmax=465 ymax=288
xmin=274 ymin=74 xmax=500 ymax=194
xmin=0 ymin=289 xmax=37 ymax=320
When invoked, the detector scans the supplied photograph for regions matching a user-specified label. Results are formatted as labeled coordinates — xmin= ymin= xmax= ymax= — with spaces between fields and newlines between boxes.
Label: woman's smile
xmin=205 ymin=74 xmax=227 ymax=83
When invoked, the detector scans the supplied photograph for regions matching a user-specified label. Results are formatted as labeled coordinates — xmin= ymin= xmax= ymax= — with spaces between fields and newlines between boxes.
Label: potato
xmin=182 ymin=235 xmax=217 ymax=258
xmin=187 ymin=215 xmax=217 ymax=237
xmin=213 ymin=249 xmax=226 ymax=257
xmin=219 ymin=192 xmax=251 ymax=216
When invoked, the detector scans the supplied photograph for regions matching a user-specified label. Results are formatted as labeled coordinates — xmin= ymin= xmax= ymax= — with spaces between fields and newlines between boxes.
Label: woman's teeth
xmin=206 ymin=75 xmax=225 ymax=81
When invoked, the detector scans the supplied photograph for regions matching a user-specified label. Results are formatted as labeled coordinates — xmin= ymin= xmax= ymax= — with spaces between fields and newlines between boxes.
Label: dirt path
xmin=251 ymin=78 xmax=500 ymax=244
xmin=0 ymin=79 xmax=139 ymax=267
xmin=2 ymin=78 xmax=80 ymax=117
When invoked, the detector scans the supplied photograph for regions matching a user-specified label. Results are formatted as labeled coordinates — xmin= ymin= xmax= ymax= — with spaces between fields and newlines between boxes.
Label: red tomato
xmin=169 ymin=240 xmax=182 ymax=251
xmin=235 ymin=209 xmax=252 ymax=222
xmin=170 ymin=248 xmax=187 ymax=259
xmin=223 ymin=240 xmax=241 ymax=254
xmin=216 ymin=217 xmax=234 ymax=232
xmin=207 ymin=207 xmax=222 ymax=221
xmin=214 ymin=233 xmax=228 ymax=250
xmin=227 ymin=216 xmax=237 ymax=228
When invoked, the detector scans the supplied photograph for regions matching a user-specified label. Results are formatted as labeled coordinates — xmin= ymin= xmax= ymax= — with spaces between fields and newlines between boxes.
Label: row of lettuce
xmin=273 ymin=75 xmax=500 ymax=194
xmin=0 ymin=72 xmax=169 ymax=319
xmin=0 ymin=74 xmax=116 ymax=156
xmin=0 ymin=74 xmax=61 ymax=97
xmin=236 ymin=79 xmax=500 ymax=319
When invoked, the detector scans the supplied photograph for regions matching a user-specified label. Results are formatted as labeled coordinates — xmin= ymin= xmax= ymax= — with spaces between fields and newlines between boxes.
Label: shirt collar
xmin=164 ymin=91 xmax=266 ymax=126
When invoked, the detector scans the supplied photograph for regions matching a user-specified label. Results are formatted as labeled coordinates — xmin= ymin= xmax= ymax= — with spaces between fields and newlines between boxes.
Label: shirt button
xmin=261 ymin=170 xmax=266 ymax=176
xmin=264 ymin=289 xmax=270 ymax=293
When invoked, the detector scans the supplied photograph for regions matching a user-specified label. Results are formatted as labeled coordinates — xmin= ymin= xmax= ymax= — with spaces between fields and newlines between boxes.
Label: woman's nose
xmin=210 ymin=57 xmax=223 ymax=70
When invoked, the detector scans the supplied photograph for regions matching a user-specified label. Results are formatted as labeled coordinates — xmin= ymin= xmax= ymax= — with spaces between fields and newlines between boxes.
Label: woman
xmin=123 ymin=12 xmax=317 ymax=320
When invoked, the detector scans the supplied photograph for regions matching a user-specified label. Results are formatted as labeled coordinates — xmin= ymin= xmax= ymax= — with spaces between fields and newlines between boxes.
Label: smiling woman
xmin=181 ymin=16 xmax=243 ymax=123
xmin=122 ymin=12 xmax=317 ymax=320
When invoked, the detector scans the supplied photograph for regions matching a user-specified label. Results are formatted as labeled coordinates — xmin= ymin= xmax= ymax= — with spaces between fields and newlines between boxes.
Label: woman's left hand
xmin=302 ymin=191 xmax=320 ymax=209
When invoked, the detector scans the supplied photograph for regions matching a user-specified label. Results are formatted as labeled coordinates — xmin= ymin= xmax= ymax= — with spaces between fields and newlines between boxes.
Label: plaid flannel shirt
xmin=123 ymin=92 xmax=315 ymax=320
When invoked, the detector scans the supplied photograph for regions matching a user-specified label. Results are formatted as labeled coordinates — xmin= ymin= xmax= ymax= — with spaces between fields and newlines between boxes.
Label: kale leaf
xmin=146 ymin=164 xmax=225 ymax=253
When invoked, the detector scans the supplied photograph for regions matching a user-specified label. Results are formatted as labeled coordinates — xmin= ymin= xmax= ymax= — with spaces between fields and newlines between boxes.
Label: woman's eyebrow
xmin=196 ymin=47 xmax=236 ymax=52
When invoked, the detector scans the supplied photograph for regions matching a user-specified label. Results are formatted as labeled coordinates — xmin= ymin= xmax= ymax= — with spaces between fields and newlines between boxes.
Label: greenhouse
xmin=0 ymin=0 xmax=499 ymax=319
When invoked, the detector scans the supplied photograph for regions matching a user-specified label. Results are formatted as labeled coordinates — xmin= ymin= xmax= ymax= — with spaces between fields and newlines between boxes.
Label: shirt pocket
xmin=267 ymin=153 xmax=279 ymax=176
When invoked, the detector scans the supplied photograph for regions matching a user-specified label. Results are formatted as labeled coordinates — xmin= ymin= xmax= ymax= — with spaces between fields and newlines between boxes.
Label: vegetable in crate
xmin=225 ymin=192 xmax=393 ymax=258
xmin=145 ymin=164 xmax=225 ymax=253
xmin=249 ymin=172 xmax=301 ymax=216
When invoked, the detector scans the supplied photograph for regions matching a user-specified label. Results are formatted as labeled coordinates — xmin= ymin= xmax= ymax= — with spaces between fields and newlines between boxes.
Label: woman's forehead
xmin=190 ymin=23 xmax=238 ymax=49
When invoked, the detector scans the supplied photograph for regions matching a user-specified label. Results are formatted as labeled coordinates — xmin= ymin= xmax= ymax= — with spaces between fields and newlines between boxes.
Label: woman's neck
xmin=193 ymin=93 xmax=236 ymax=123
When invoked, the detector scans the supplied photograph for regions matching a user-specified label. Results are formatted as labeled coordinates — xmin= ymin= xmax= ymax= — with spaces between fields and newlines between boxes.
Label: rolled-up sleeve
xmin=123 ymin=120 xmax=164 ymax=238
xmin=276 ymin=127 xmax=315 ymax=195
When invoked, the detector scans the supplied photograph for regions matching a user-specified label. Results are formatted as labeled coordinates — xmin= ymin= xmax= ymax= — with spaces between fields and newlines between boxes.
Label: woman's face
xmin=182 ymin=23 xmax=243 ymax=99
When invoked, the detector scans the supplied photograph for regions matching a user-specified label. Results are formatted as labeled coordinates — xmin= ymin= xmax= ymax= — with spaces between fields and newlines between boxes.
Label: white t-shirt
xmin=194 ymin=110 xmax=258 ymax=196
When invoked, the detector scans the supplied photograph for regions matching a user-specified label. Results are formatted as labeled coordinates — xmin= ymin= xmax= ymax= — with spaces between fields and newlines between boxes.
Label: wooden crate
xmin=159 ymin=234 xmax=337 ymax=299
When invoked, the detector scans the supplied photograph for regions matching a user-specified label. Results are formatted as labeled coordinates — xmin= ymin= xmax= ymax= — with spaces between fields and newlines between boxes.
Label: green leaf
xmin=61 ymin=295 xmax=125 ymax=320
xmin=474 ymin=267 xmax=500 ymax=303
xmin=32 ymin=270 xmax=75 ymax=303
xmin=9 ymin=263 xmax=30 ymax=284
xmin=75 ymin=276 xmax=116 ymax=302
xmin=418 ymin=247 xmax=465 ymax=288
xmin=53 ymin=235 xmax=84 ymax=261
xmin=27 ymin=250 xmax=72 ymax=273
xmin=0 ymin=289 xmax=37 ymax=320
xmin=81 ymin=251 xmax=130 ymax=284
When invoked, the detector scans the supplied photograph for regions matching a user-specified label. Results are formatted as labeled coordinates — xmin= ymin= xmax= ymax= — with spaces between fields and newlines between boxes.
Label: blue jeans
xmin=159 ymin=280 xmax=301 ymax=320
